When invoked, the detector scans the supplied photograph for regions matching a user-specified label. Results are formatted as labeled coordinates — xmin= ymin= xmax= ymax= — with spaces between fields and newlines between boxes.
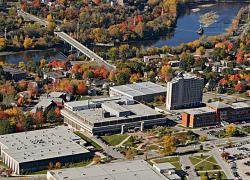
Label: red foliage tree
xmin=71 ymin=64 xmax=80 ymax=74
xmin=76 ymin=83 xmax=88 ymax=95
xmin=54 ymin=108 xmax=61 ymax=116
xmin=0 ymin=111 xmax=9 ymax=120
xmin=234 ymin=83 xmax=245 ymax=92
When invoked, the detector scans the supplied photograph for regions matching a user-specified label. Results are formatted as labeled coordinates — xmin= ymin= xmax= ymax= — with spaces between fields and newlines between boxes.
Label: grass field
xmin=153 ymin=156 xmax=181 ymax=170
xmin=199 ymin=171 xmax=227 ymax=180
xmin=101 ymin=134 xmax=129 ymax=146
xmin=189 ymin=155 xmax=221 ymax=171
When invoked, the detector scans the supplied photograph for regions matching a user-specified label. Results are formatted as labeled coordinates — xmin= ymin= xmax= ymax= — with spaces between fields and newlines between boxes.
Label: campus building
xmin=182 ymin=101 xmax=250 ymax=128
xmin=47 ymin=160 xmax=168 ymax=180
xmin=0 ymin=126 xmax=91 ymax=174
xmin=61 ymin=97 xmax=167 ymax=135
xmin=109 ymin=81 xmax=167 ymax=103
xmin=166 ymin=73 xmax=204 ymax=110
xmin=182 ymin=107 xmax=217 ymax=128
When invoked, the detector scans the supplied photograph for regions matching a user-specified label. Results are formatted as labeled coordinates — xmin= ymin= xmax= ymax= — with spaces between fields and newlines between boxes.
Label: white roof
xmin=0 ymin=126 xmax=89 ymax=163
xmin=48 ymin=160 xmax=167 ymax=180
xmin=110 ymin=82 xmax=167 ymax=98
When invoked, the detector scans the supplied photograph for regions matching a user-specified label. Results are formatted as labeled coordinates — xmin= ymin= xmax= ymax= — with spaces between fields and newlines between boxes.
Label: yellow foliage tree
xmin=18 ymin=61 xmax=26 ymax=69
xmin=93 ymin=155 xmax=101 ymax=164
xmin=23 ymin=37 xmax=33 ymax=49
xmin=47 ymin=14 xmax=53 ymax=22
xmin=199 ymin=135 xmax=208 ymax=142
xmin=0 ymin=38 xmax=6 ymax=50
xmin=225 ymin=124 xmax=236 ymax=136
xmin=161 ymin=135 xmax=176 ymax=156
xmin=215 ymin=42 xmax=225 ymax=49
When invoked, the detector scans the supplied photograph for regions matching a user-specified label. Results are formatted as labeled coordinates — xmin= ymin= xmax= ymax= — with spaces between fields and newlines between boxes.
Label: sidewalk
xmin=180 ymin=155 xmax=199 ymax=180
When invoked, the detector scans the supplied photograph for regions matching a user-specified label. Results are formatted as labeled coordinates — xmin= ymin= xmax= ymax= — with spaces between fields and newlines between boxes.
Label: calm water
xmin=0 ymin=49 xmax=66 ymax=64
xmin=143 ymin=2 xmax=249 ymax=48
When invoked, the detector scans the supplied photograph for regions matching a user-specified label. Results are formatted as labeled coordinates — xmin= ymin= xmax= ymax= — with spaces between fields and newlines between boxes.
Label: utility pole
xmin=4 ymin=27 xmax=7 ymax=40
xmin=77 ymin=21 xmax=79 ymax=40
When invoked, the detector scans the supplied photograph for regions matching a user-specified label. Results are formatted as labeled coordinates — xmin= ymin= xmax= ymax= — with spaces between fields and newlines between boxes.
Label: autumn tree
xmin=93 ymin=155 xmax=101 ymax=164
xmin=225 ymin=124 xmax=236 ymax=137
xmin=161 ymin=135 xmax=176 ymax=156
xmin=48 ymin=162 xmax=54 ymax=170
xmin=234 ymin=83 xmax=245 ymax=93
xmin=76 ymin=83 xmax=88 ymax=95
xmin=130 ymin=73 xmax=140 ymax=83
xmin=125 ymin=148 xmax=135 ymax=160
xmin=159 ymin=64 xmax=172 ymax=82
xmin=221 ymin=151 xmax=230 ymax=160
xmin=55 ymin=162 xmax=62 ymax=169
xmin=199 ymin=135 xmax=208 ymax=142
xmin=23 ymin=37 xmax=33 ymax=49
xmin=0 ymin=38 xmax=6 ymax=51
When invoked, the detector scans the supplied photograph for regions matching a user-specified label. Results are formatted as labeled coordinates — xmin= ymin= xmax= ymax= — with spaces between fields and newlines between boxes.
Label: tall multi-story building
xmin=166 ymin=73 xmax=204 ymax=110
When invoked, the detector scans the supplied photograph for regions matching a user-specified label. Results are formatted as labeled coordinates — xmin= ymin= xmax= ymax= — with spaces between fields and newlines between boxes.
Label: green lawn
xmin=189 ymin=155 xmax=221 ymax=171
xmin=241 ymin=126 xmax=250 ymax=134
xmin=101 ymin=134 xmax=129 ymax=146
xmin=153 ymin=156 xmax=181 ymax=170
xmin=199 ymin=171 xmax=227 ymax=180
xmin=195 ymin=161 xmax=221 ymax=171
xmin=189 ymin=156 xmax=202 ymax=165
xmin=30 ymin=169 xmax=47 ymax=175
xmin=74 ymin=131 xmax=102 ymax=151
xmin=189 ymin=155 xmax=210 ymax=165
xmin=205 ymin=156 xmax=217 ymax=164
xmin=171 ymin=162 xmax=182 ymax=170
xmin=153 ymin=156 xmax=180 ymax=164
xmin=147 ymin=144 xmax=159 ymax=150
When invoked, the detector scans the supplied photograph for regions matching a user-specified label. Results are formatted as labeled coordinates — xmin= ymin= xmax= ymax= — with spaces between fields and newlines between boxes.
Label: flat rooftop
xmin=76 ymin=101 xmax=161 ymax=124
xmin=65 ymin=96 xmax=121 ymax=110
xmin=207 ymin=101 xmax=231 ymax=109
xmin=48 ymin=160 xmax=167 ymax=180
xmin=231 ymin=102 xmax=250 ymax=109
xmin=110 ymin=82 xmax=167 ymax=98
xmin=0 ymin=126 xmax=89 ymax=163
xmin=184 ymin=107 xmax=215 ymax=115
xmin=3 ymin=66 xmax=26 ymax=74
xmin=170 ymin=73 xmax=203 ymax=83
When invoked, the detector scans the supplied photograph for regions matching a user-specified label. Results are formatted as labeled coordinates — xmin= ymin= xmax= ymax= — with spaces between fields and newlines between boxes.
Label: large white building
xmin=47 ymin=160 xmax=168 ymax=180
xmin=62 ymin=97 xmax=167 ymax=135
xmin=109 ymin=81 xmax=167 ymax=103
xmin=0 ymin=126 xmax=91 ymax=174
xmin=166 ymin=73 xmax=204 ymax=110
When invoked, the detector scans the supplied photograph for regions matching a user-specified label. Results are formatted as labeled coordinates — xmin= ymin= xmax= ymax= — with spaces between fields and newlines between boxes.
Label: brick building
xmin=182 ymin=101 xmax=250 ymax=128
xmin=182 ymin=107 xmax=217 ymax=128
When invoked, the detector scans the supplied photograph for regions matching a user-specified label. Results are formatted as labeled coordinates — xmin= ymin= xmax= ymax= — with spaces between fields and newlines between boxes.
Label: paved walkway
xmin=80 ymin=131 xmax=124 ymax=159
xmin=208 ymin=147 xmax=234 ymax=180
xmin=192 ymin=155 xmax=218 ymax=167
xmin=180 ymin=155 xmax=199 ymax=180
xmin=115 ymin=135 xmax=131 ymax=147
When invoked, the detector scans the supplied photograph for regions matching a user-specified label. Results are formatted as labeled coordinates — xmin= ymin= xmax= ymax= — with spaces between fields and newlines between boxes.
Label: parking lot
xmin=224 ymin=142 xmax=250 ymax=180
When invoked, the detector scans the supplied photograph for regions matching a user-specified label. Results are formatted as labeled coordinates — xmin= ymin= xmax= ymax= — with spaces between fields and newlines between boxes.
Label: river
xmin=0 ymin=2 xmax=248 ymax=64
xmin=141 ymin=2 xmax=249 ymax=48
